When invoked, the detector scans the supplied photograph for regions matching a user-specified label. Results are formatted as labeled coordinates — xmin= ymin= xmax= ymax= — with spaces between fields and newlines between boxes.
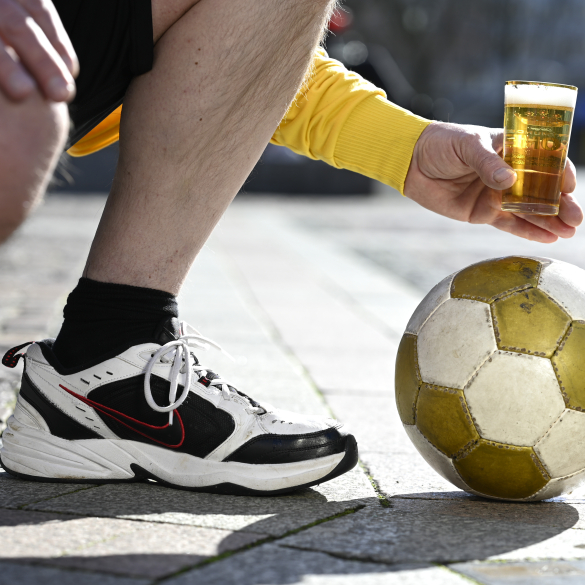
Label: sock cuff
xmin=63 ymin=278 xmax=178 ymax=319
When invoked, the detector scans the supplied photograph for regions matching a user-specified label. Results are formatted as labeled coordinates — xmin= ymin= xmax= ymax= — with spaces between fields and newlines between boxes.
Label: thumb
xmin=460 ymin=133 xmax=517 ymax=190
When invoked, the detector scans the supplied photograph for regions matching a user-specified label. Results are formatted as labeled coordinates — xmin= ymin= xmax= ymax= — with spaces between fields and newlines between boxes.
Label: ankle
xmin=53 ymin=278 xmax=178 ymax=370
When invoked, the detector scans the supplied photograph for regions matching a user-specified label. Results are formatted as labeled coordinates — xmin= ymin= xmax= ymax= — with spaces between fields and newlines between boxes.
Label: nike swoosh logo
xmin=59 ymin=384 xmax=185 ymax=448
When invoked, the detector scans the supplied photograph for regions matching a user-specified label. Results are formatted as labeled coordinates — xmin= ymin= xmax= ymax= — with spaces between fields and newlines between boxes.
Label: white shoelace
xmin=143 ymin=322 xmax=264 ymax=423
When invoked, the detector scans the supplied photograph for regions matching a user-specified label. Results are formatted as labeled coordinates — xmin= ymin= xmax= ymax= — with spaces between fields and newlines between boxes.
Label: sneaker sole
xmin=0 ymin=415 xmax=358 ymax=496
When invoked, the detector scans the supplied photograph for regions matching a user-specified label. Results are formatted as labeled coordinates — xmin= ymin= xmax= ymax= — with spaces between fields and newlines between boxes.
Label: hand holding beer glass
xmin=502 ymin=81 xmax=577 ymax=216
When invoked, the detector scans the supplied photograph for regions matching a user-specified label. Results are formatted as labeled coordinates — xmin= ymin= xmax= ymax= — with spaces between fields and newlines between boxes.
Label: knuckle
xmin=21 ymin=0 xmax=50 ymax=21
xmin=461 ymin=131 xmax=482 ymax=150
xmin=2 ymin=10 xmax=29 ymax=35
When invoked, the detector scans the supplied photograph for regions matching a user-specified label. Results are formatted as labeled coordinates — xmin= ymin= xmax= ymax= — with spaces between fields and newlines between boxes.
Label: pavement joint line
xmin=358 ymin=460 xmax=392 ymax=508
xmin=12 ymin=492 xmax=371 ymax=534
xmin=153 ymin=505 xmax=366 ymax=582
xmin=440 ymin=563 xmax=487 ymax=585
xmin=275 ymin=542 xmax=399 ymax=567
xmin=274 ymin=215 xmax=409 ymax=342
xmin=14 ymin=484 xmax=102 ymax=511
xmin=212 ymin=240 xmax=396 ymax=514
xmin=312 ymin=267 xmax=404 ymax=343
xmin=0 ymin=559 xmax=150 ymax=583
xmin=210 ymin=241 xmax=336 ymax=417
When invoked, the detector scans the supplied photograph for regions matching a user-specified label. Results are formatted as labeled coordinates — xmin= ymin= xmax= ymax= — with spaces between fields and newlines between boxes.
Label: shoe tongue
xmin=155 ymin=317 xmax=181 ymax=345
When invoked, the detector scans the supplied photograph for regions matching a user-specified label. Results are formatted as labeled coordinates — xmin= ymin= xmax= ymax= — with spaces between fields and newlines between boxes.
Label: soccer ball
xmin=396 ymin=256 xmax=585 ymax=501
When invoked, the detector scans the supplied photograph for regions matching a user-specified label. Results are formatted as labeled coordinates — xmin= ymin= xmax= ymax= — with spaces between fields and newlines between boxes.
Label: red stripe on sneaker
xmin=59 ymin=384 xmax=185 ymax=448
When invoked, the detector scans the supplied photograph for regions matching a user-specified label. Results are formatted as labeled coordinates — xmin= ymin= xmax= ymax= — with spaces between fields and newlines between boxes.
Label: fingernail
xmin=8 ymin=71 xmax=34 ymax=94
xmin=47 ymin=76 xmax=73 ymax=100
xmin=494 ymin=168 xmax=517 ymax=184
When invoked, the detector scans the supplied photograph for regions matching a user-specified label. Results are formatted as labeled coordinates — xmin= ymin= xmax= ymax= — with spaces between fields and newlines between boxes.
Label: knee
xmin=9 ymin=93 xmax=70 ymax=161
xmin=0 ymin=92 xmax=69 ymax=243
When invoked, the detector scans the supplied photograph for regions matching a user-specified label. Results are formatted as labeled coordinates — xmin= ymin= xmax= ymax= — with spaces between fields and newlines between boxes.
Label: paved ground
xmin=3 ymin=185 xmax=585 ymax=584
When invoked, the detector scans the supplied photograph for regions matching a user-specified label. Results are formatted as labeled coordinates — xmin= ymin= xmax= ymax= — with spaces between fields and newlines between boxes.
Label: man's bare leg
xmin=0 ymin=92 xmax=68 ymax=243
xmin=84 ymin=0 xmax=336 ymax=294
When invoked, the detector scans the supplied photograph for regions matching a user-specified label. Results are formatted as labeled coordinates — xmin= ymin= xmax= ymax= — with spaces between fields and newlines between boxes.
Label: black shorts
xmin=53 ymin=0 xmax=154 ymax=148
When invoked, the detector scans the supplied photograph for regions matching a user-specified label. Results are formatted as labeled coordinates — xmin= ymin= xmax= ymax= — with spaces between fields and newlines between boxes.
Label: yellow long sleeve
xmin=271 ymin=50 xmax=430 ymax=192
xmin=68 ymin=50 xmax=430 ymax=193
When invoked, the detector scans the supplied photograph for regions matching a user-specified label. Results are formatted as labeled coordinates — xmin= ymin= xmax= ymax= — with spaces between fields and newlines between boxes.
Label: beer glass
xmin=501 ymin=81 xmax=577 ymax=216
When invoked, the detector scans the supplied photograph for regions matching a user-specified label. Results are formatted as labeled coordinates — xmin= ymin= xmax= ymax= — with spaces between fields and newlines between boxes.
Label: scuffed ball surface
xmin=396 ymin=256 xmax=585 ymax=501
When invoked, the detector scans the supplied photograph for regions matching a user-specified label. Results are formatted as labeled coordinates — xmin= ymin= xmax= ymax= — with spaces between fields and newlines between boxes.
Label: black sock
xmin=52 ymin=278 xmax=179 ymax=370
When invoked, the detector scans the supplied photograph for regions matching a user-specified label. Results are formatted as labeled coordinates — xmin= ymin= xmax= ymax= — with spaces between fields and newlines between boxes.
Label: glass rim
xmin=506 ymin=80 xmax=577 ymax=91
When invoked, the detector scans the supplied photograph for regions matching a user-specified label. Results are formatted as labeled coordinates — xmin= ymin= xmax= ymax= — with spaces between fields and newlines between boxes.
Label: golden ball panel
xmin=403 ymin=424 xmax=472 ymax=492
xmin=492 ymin=288 xmax=570 ymax=358
xmin=454 ymin=440 xmax=549 ymax=500
xmin=552 ymin=321 xmax=585 ymax=410
xmin=416 ymin=384 xmax=479 ymax=458
xmin=451 ymin=257 xmax=542 ymax=303
xmin=395 ymin=333 xmax=420 ymax=425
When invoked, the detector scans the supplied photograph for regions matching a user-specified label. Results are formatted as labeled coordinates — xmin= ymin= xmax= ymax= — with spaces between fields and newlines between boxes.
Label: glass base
xmin=501 ymin=202 xmax=559 ymax=216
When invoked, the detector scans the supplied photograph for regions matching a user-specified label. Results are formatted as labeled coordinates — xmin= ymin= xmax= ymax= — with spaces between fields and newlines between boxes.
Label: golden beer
xmin=501 ymin=81 xmax=577 ymax=216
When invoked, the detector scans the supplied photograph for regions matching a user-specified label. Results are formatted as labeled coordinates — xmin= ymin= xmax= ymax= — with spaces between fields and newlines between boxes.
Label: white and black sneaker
xmin=0 ymin=318 xmax=357 ymax=495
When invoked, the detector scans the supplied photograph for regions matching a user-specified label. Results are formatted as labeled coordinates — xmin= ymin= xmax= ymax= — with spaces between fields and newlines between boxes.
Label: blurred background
xmin=51 ymin=0 xmax=585 ymax=195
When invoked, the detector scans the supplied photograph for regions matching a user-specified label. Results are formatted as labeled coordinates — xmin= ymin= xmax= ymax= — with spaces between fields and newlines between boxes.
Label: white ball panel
xmin=418 ymin=298 xmax=496 ymax=389
xmin=527 ymin=468 xmax=585 ymax=501
xmin=403 ymin=424 xmax=471 ymax=492
xmin=405 ymin=272 xmax=454 ymax=335
xmin=535 ymin=409 xmax=585 ymax=478
xmin=465 ymin=352 xmax=564 ymax=446
xmin=539 ymin=259 xmax=585 ymax=320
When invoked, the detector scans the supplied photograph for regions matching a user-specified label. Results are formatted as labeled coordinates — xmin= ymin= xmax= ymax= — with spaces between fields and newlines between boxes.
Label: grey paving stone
xmin=280 ymin=501 xmax=585 ymax=564
xmin=0 ymin=561 xmax=148 ymax=585
xmin=165 ymin=543 xmax=468 ymax=585
xmin=360 ymin=452 xmax=472 ymax=500
xmin=0 ymin=507 xmax=263 ymax=579
xmin=291 ymin=346 xmax=397 ymax=397
xmin=0 ymin=509 xmax=148 ymax=559
xmin=0 ymin=469 xmax=98 ymax=508
xmin=451 ymin=560 xmax=585 ymax=584
xmin=47 ymin=523 xmax=264 ymax=579
xmin=324 ymin=394 xmax=412 ymax=455
xmin=388 ymin=497 xmax=583 ymax=528
xmin=27 ymin=466 xmax=377 ymax=536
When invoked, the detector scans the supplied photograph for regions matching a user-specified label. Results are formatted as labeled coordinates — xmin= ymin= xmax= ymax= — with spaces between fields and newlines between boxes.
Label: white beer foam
xmin=505 ymin=82 xmax=577 ymax=108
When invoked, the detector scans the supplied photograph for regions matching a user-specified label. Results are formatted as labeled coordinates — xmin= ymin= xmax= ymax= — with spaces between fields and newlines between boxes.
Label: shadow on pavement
xmin=0 ymin=476 xmax=581 ymax=580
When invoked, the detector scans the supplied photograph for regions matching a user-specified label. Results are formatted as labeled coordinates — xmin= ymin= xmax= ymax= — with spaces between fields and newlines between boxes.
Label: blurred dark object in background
xmin=50 ymin=144 xmax=119 ymax=193
xmin=346 ymin=0 xmax=585 ymax=163
xmin=243 ymin=144 xmax=372 ymax=195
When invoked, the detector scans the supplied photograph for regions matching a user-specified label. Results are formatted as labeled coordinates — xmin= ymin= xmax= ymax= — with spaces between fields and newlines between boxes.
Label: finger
xmin=0 ymin=1 xmax=75 ymax=101
xmin=460 ymin=131 xmax=517 ymax=191
xmin=490 ymin=212 xmax=559 ymax=243
xmin=19 ymin=0 xmax=78 ymax=77
xmin=513 ymin=212 xmax=576 ymax=239
xmin=561 ymin=158 xmax=577 ymax=194
xmin=490 ymin=128 xmax=504 ymax=155
xmin=0 ymin=37 xmax=34 ymax=99
xmin=558 ymin=191 xmax=583 ymax=228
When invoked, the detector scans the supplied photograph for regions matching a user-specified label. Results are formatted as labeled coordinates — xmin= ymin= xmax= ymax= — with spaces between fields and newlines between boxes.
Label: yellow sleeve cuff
xmin=67 ymin=106 xmax=122 ymax=157
xmin=334 ymin=95 xmax=431 ymax=193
